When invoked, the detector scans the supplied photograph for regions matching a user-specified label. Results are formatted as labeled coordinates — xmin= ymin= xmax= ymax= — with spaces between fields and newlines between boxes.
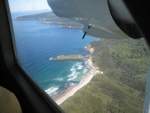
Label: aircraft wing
xmin=47 ymin=0 xmax=142 ymax=39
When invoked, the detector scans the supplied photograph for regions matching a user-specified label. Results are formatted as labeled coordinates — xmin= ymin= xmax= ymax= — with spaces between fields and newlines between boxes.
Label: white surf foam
xmin=77 ymin=65 xmax=83 ymax=70
xmin=45 ymin=87 xmax=59 ymax=95
xmin=54 ymin=78 xmax=64 ymax=81
xmin=68 ymin=69 xmax=76 ymax=77
xmin=70 ymin=68 xmax=74 ymax=71
xmin=49 ymin=57 xmax=53 ymax=60
xmin=67 ymin=62 xmax=82 ymax=81
xmin=83 ymin=68 xmax=89 ymax=74
xmin=73 ymin=62 xmax=82 ymax=67
xmin=70 ymin=83 xmax=76 ymax=86
xmin=67 ymin=73 xmax=79 ymax=81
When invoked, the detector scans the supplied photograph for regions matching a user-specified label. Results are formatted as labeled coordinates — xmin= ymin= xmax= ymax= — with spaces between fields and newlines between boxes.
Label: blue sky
xmin=8 ymin=0 xmax=51 ymax=12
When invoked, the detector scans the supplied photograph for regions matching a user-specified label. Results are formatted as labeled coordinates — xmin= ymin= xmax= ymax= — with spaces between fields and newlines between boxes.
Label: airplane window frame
xmin=0 ymin=0 xmax=64 ymax=113
xmin=1 ymin=0 xmax=150 ymax=113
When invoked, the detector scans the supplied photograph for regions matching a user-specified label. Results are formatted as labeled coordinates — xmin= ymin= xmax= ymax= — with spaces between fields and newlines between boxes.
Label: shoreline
xmin=53 ymin=55 xmax=103 ymax=105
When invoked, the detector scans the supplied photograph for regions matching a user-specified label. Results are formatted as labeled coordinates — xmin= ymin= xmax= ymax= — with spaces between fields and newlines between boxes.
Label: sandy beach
xmin=54 ymin=55 xmax=103 ymax=105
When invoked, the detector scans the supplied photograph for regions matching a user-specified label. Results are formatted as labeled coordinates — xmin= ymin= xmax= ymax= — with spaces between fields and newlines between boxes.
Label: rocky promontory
xmin=85 ymin=44 xmax=95 ymax=53
xmin=50 ymin=54 xmax=84 ymax=61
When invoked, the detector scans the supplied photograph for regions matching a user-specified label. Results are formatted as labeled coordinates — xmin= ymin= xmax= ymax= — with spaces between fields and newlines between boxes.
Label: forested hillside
xmin=60 ymin=38 xmax=150 ymax=113
xmin=91 ymin=39 xmax=149 ymax=93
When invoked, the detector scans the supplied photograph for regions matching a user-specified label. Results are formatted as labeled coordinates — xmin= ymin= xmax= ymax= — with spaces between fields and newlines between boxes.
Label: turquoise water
xmin=11 ymin=11 xmax=99 ymax=97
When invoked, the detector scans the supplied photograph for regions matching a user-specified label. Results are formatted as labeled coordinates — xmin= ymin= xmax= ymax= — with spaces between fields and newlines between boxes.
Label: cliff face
xmin=85 ymin=44 xmax=95 ymax=53
xmin=50 ymin=54 xmax=84 ymax=60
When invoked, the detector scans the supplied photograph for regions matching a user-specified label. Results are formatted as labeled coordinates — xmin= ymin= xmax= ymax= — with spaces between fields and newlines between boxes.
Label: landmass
xmin=54 ymin=56 xmax=103 ymax=105
xmin=53 ymin=45 xmax=103 ymax=105
xmin=16 ymin=12 xmax=83 ymax=28
xmin=50 ymin=54 xmax=84 ymax=61
xmin=60 ymin=38 xmax=150 ymax=113
xmin=84 ymin=44 xmax=95 ymax=53
xmin=17 ymin=12 xmax=150 ymax=113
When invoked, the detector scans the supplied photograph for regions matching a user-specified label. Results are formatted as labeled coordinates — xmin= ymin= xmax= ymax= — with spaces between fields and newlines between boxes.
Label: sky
xmin=8 ymin=0 xmax=51 ymax=12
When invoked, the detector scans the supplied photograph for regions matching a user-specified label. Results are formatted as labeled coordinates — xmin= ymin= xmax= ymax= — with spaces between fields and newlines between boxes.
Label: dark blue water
xmin=11 ymin=11 xmax=99 ymax=97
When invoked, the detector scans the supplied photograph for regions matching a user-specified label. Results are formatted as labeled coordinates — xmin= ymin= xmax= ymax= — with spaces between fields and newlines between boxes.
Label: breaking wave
xmin=45 ymin=87 xmax=59 ymax=96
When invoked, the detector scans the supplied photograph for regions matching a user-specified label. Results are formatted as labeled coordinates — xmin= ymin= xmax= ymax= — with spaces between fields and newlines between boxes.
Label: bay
xmin=11 ymin=11 xmax=99 ymax=97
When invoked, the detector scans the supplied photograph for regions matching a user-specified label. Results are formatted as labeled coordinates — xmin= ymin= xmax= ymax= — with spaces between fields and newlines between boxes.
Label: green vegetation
xmin=16 ymin=12 xmax=82 ymax=28
xmin=61 ymin=38 xmax=150 ymax=113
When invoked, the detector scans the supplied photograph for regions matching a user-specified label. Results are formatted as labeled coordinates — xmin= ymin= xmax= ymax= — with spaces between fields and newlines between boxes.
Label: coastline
xmin=53 ymin=53 xmax=103 ymax=105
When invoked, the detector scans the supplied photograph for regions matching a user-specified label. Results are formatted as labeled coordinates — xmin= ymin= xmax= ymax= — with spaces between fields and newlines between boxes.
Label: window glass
xmin=8 ymin=0 xmax=99 ymax=102
xmin=8 ymin=0 xmax=149 ymax=113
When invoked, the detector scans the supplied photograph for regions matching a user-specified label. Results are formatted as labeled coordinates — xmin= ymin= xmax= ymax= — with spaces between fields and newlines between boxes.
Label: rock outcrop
xmin=50 ymin=54 xmax=84 ymax=60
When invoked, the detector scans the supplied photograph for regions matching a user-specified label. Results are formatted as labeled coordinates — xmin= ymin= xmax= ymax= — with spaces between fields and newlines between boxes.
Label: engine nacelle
xmin=47 ymin=0 xmax=142 ymax=39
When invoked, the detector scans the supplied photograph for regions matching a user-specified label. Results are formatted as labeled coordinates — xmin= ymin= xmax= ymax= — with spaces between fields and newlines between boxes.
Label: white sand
xmin=54 ymin=56 xmax=103 ymax=105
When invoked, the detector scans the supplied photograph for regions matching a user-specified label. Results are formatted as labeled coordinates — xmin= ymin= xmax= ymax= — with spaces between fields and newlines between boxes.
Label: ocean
xmin=11 ymin=10 xmax=99 ymax=98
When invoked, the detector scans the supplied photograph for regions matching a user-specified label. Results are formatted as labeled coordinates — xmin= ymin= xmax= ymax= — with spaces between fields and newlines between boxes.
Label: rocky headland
xmin=50 ymin=54 xmax=84 ymax=61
